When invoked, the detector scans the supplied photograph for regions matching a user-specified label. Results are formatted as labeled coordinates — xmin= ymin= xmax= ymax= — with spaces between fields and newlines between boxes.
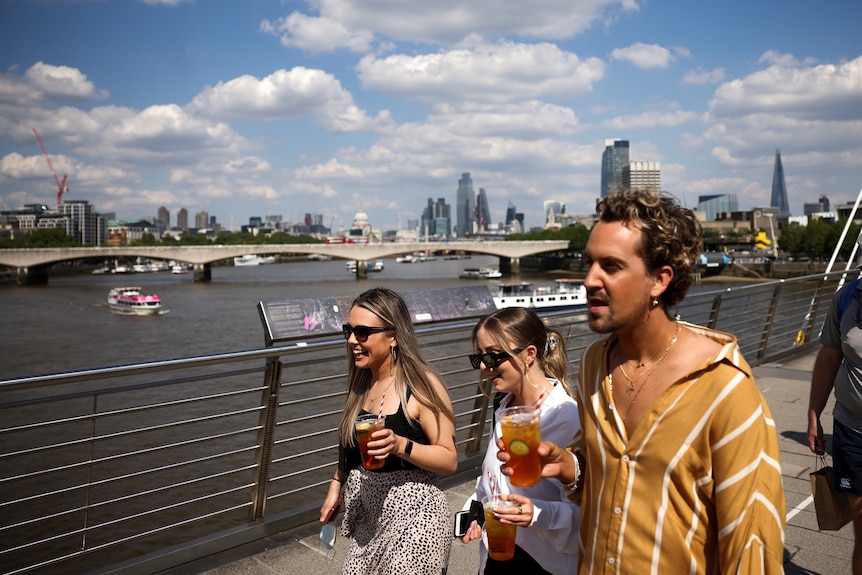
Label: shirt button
xmin=622 ymin=455 xmax=630 ymax=462
xmin=614 ymin=507 xmax=621 ymax=515
xmin=608 ymin=557 xmax=616 ymax=565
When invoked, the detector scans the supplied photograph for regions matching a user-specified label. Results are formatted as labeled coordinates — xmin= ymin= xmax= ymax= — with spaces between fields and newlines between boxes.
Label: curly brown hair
xmin=596 ymin=189 xmax=702 ymax=308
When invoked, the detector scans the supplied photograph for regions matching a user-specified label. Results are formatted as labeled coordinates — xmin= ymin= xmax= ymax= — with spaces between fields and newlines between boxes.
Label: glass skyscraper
xmin=600 ymin=139 xmax=630 ymax=197
xmin=770 ymin=149 xmax=790 ymax=216
xmin=475 ymin=188 xmax=491 ymax=232
xmin=456 ymin=172 xmax=475 ymax=237
xmin=697 ymin=194 xmax=738 ymax=222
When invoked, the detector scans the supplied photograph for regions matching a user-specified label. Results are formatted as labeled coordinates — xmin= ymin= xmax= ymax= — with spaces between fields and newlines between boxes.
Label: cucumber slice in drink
xmin=509 ymin=439 xmax=530 ymax=456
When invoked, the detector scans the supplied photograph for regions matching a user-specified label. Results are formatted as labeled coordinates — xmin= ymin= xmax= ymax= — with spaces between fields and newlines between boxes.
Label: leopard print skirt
xmin=341 ymin=467 xmax=451 ymax=575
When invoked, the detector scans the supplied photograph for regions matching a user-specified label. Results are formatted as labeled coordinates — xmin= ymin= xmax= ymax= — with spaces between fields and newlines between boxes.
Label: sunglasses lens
xmin=353 ymin=326 xmax=370 ymax=341
xmin=470 ymin=353 xmax=505 ymax=369
xmin=343 ymin=325 xmax=384 ymax=342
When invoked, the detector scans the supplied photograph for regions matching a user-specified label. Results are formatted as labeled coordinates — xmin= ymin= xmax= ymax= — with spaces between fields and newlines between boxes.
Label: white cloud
xmin=603 ymin=109 xmax=700 ymax=130
xmin=682 ymin=67 xmax=726 ymax=85
xmin=0 ymin=152 xmax=52 ymax=187
xmin=0 ymin=62 xmax=108 ymax=109
xmin=357 ymin=40 xmax=605 ymax=104
xmin=25 ymin=62 xmax=109 ymax=101
xmin=430 ymin=101 xmax=581 ymax=138
xmin=260 ymin=13 xmax=374 ymax=54
xmin=709 ymin=53 xmax=862 ymax=121
xmin=189 ymin=67 xmax=387 ymax=132
xmin=610 ymin=42 xmax=688 ymax=69
xmin=265 ymin=0 xmax=637 ymax=50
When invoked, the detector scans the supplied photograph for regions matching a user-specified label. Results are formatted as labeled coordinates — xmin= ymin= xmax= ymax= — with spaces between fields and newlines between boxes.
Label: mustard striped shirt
xmin=573 ymin=323 xmax=785 ymax=574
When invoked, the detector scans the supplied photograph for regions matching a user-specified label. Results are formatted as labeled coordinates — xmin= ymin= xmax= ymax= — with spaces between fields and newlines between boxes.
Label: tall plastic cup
xmin=355 ymin=414 xmax=387 ymax=470
xmin=482 ymin=496 xmax=517 ymax=561
xmin=499 ymin=406 xmax=541 ymax=487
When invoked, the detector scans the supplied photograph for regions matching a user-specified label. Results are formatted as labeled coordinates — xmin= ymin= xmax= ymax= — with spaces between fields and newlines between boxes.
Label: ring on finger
xmin=517 ymin=505 xmax=523 ymax=514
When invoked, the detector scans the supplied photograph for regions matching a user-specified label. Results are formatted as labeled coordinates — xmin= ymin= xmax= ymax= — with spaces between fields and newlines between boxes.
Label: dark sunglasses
xmin=468 ymin=347 xmax=525 ymax=369
xmin=342 ymin=324 xmax=391 ymax=342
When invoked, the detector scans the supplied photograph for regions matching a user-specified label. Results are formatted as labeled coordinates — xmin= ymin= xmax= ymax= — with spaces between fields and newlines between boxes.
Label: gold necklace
xmin=617 ymin=323 xmax=681 ymax=394
xmin=611 ymin=322 xmax=681 ymax=421
xmin=366 ymin=379 xmax=394 ymax=405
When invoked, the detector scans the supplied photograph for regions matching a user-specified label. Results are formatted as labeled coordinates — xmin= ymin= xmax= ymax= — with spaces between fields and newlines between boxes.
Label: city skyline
xmin=1 ymin=1 xmax=861 ymax=232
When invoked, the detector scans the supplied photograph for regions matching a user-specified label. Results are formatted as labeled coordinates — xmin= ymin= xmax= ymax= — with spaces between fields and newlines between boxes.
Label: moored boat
xmin=233 ymin=254 xmax=276 ymax=266
xmin=460 ymin=267 xmax=502 ymax=279
xmin=346 ymin=260 xmax=385 ymax=272
xmin=493 ymin=278 xmax=587 ymax=311
xmin=107 ymin=287 xmax=164 ymax=316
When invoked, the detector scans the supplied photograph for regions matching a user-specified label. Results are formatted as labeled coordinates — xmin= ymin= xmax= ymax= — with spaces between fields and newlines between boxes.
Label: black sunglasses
xmin=342 ymin=324 xmax=391 ymax=342
xmin=468 ymin=347 xmax=525 ymax=369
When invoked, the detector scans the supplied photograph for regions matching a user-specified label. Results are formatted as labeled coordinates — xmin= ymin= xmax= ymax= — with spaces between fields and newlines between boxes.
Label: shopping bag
xmin=810 ymin=456 xmax=853 ymax=531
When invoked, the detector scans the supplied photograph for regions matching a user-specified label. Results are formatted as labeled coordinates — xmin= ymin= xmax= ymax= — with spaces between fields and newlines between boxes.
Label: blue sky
xmin=1 ymin=0 xmax=861 ymax=233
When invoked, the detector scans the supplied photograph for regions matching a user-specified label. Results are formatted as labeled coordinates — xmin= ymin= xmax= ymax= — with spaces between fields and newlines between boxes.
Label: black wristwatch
xmin=404 ymin=440 xmax=414 ymax=457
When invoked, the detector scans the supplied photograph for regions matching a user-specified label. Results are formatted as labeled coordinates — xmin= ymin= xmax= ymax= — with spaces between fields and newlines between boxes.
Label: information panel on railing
xmin=258 ymin=285 xmax=497 ymax=346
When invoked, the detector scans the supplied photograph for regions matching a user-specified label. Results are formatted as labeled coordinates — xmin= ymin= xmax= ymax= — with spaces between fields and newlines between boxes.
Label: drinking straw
xmin=535 ymin=389 xmax=546 ymax=410
xmin=377 ymin=393 xmax=386 ymax=421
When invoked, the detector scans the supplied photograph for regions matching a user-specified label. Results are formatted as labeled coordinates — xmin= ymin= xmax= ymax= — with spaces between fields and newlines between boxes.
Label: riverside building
xmin=600 ymin=139 xmax=630 ymax=197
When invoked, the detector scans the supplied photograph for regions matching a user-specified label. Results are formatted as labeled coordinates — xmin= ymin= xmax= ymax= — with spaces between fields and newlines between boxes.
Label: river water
xmin=0 ymin=256 xmax=748 ymax=381
xmin=0 ymin=255 xmax=537 ymax=380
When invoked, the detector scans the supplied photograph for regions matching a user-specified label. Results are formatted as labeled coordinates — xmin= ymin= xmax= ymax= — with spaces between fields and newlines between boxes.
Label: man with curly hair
xmin=500 ymin=188 xmax=786 ymax=574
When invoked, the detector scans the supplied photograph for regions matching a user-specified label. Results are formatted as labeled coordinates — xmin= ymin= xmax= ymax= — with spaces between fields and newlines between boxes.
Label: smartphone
xmin=453 ymin=499 xmax=485 ymax=537
xmin=453 ymin=510 xmax=471 ymax=538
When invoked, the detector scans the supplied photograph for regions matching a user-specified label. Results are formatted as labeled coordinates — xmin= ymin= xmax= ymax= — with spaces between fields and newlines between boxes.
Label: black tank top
xmin=340 ymin=388 xmax=430 ymax=474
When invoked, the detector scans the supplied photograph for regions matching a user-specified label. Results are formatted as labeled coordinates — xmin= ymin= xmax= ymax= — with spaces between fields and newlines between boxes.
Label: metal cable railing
xmin=0 ymin=271 xmax=853 ymax=575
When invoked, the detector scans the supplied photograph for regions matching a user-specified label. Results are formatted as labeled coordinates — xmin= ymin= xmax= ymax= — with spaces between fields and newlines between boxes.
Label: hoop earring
xmin=390 ymin=346 xmax=398 ymax=376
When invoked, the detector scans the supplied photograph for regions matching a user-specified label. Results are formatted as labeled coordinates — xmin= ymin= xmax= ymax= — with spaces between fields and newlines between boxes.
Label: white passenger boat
xmin=493 ymin=278 xmax=587 ymax=311
xmin=107 ymin=287 xmax=164 ymax=316
xmin=459 ymin=267 xmax=503 ymax=279
xmin=233 ymin=254 xmax=276 ymax=266
xmin=346 ymin=260 xmax=385 ymax=272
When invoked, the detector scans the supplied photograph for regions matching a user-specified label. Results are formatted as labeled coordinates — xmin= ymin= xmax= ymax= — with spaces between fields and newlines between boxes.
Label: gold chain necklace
xmin=617 ymin=322 xmax=681 ymax=394
xmin=366 ymin=379 xmax=394 ymax=405
xmin=611 ymin=322 xmax=681 ymax=421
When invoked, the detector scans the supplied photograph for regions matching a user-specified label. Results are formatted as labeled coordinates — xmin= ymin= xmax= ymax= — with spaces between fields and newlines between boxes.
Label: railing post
xmin=707 ymin=293 xmax=723 ymax=329
xmin=757 ymin=283 xmax=782 ymax=360
xmin=250 ymin=357 xmax=282 ymax=520
xmin=803 ymin=279 xmax=829 ymax=344
xmin=465 ymin=379 xmax=492 ymax=454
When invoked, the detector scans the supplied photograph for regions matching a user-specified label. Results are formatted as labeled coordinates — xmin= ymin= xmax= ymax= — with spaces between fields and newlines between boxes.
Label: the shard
xmin=770 ymin=149 xmax=790 ymax=215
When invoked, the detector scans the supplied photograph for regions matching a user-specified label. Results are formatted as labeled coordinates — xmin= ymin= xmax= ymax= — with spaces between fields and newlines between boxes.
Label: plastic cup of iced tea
xmin=499 ymin=406 xmax=541 ymax=487
xmin=355 ymin=414 xmax=386 ymax=470
xmin=482 ymin=496 xmax=517 ymax=561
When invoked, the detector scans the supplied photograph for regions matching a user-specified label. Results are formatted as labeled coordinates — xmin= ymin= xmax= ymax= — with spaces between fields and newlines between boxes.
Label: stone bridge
xmin=0 ymin=240 xmax=569 ymax=284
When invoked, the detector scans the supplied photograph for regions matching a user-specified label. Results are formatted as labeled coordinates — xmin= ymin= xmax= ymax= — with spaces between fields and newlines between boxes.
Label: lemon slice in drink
xmin=509 ymin=439 xmax=530 ymax=456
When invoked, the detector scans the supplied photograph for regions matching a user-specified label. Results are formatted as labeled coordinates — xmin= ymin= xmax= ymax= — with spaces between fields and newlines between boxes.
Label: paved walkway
xmin=172 ymin=348 xmax=853 ymax=575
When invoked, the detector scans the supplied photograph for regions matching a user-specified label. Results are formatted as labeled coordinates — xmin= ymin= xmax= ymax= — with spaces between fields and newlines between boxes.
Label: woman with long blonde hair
xmin=459 ymin=306 xmax=580 ymax=575
xmin=320 ymin=287 xmax=457 ymax=575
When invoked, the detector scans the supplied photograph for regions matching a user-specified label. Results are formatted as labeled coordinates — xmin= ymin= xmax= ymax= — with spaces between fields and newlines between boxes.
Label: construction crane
xmin=32 ymin=128 xmax=68 ymax=208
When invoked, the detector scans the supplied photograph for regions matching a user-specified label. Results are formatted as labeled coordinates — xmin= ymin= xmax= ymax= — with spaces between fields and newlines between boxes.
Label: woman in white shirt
xmin=460 ymin=307 xmax=580 ymax=575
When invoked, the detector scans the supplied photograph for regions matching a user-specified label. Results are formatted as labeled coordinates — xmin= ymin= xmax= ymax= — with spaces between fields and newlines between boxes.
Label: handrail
xmin=0 ymin=270 xmax=855 ymax=575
